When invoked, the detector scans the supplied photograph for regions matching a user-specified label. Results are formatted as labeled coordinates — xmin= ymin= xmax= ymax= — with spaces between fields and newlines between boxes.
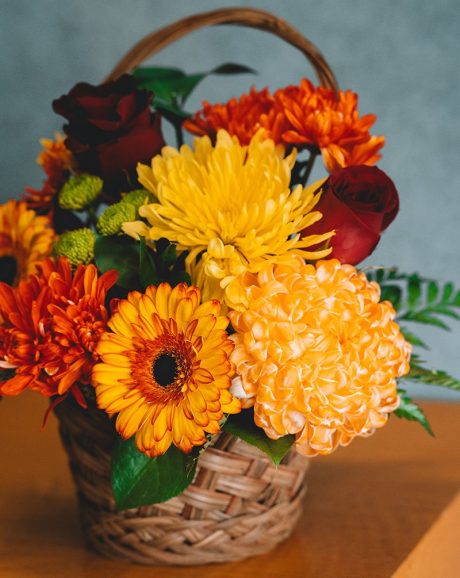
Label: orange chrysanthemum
xmin=93 ymin=283 xmax=241 ymax=457
xmin=184 ymin=79 xmax=384 ymax=172
xmin=229 ymin=258 xmax=411 ymax=457
xmin=0 ymin=257 xmax=117 ymax=404
xmin=24 ymin=133 xmax=74 ymax=212
xmin=0 ymin=200 xmax=55 ymax=285
xmin=277 ymin=79 xmax=385 ymax=171
xmin=184 ymin=87 xmax=276 ymax=145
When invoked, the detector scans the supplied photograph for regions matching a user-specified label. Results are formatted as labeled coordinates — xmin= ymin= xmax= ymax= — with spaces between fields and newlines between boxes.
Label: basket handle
xmin=105 ymin=7 xmax=339 ymax=91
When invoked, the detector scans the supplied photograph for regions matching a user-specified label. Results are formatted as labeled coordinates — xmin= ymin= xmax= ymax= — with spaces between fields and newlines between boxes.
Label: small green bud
xmin=53 ymin=228 xmax=96 ymax=266
xmin=120 ymin=189 xmax=156 ymax=209
xmin=59 ymin=174 xmax=103 ymax=211
xmin=97 ymin=202 xmax=137 ymax=236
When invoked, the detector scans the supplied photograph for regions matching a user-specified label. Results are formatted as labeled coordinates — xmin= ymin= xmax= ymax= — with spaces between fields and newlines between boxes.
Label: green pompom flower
xmin=120 ymin=189 xmax=156 ymax=209
xmin=53 ymin=228 xmax=96 ymax=266
xmin=97 ymin=202 xmax=137 ymax=236
xmin=97 ymin=189 xmax=155 ymax=236
xmin=59 ymin=174 xmax=103 ymax=210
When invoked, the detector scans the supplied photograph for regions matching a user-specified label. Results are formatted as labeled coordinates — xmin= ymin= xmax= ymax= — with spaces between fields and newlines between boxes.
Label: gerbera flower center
xmin=153 ymin=353 xmax=178 ymax=387
xmin=0 ymin=255 xmax=18 ymax=285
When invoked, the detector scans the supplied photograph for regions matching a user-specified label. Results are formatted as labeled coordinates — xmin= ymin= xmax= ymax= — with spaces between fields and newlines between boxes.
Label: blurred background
xmin=1 ymin=0 xmax=459 ymax=398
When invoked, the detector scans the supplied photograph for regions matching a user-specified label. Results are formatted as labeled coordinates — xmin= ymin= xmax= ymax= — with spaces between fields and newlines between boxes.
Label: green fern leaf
xmin=394 ymin=390 xmax=433 ymax=436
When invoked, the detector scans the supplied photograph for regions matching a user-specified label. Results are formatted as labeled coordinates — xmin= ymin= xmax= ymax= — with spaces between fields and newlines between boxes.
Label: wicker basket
xmin=55 ymin=7 xmax=338 ymax=566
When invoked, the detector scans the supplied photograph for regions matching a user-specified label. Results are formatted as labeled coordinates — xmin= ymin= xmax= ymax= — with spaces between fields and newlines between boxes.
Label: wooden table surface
xmin=1 ymin=393 xmax=459 ymax=578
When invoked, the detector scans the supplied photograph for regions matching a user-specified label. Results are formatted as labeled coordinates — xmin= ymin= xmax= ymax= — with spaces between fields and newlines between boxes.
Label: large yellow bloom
xmin=0 ymin=200 xmax=55 ymax=285
xmin=229 ymin=258 xmax=411 ymax=457
xmin=93 ymin=283 xmax=241 ymax=457
xmin=123 ymin=130 xmax=334 ymax=309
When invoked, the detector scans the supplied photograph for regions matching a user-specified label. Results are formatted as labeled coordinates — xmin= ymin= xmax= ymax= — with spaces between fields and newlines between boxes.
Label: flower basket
xmin=51 ymin=8 xmax=331 ymax=565
xmin=3 ymin=4 xmax=460 ymax=571
xmin=56 ymin=396 xmax=309 ymax=565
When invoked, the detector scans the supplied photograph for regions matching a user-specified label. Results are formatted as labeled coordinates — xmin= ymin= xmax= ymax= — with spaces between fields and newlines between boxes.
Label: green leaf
xmin=223 ymin=409 xmax=295 ymax=466
xmin=394 ymin=390 xmax=433 ymax=436
xmin=111 ymin=437 xmax=197 ymax=510
xmin=407 ymin=274 xmax=422 ymax=308
xmin=94 ymin=235 xmax=140 ymax=290
xmin=403 ymin=364 xmax=460 ymax=391
xmin=211 ymin=63 xmax=256 ymax=75
xmin=399 ymin=311 xmax=450 ymax=330
xmin=399 ymin=327 xmax=428 ymax=349
xmin=134 ymin=62 xmax=255 ymax=109
xmin=380 ymin=285 xmax=402 ymax=310
xmin=138 ymin=237 xmax=159 ymax=290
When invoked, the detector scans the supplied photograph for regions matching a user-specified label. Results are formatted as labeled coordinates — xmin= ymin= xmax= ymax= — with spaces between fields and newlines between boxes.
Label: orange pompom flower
xmin=229 ymin=258 xmax=411 ymax=456
xmin=0 ymin=258 xmax=117 ymax=404
xmin=93 ymin=283 xmax=241 ymax=457
xmin=0 ymin=199 xmax=55 ymax=285
xmin=24 ymin=133 xmax=74 ymax=212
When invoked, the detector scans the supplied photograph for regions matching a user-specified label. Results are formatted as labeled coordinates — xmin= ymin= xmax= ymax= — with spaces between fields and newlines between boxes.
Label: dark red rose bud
xmin=53 ymin=74 xmax=165 ymax=199
xmin=303 ymin=165 xmax=399 ymax=265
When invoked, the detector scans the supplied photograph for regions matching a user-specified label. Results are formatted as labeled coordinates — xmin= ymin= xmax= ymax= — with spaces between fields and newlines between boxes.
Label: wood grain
xmin=1 ymin=392 xmax=459 ymax=578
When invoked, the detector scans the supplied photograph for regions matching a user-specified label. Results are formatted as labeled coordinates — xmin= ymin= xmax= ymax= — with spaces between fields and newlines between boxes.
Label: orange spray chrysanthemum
xmin=93 ymin=283 xmax=241 ymax=457
xmin=185 ymin=79 xmax=384 ymax=172
xmin=24 ymin=133 xmax=74 ymax=212
xmin=229 ymin=258 xmax=411 ymax=456
xmin=277 ymin=79 xmax=385 ymax=171
xmin=0 ymin=257 xmax=117 ymax=404
xmin=0 ymin=200 xmax=55 ymax=285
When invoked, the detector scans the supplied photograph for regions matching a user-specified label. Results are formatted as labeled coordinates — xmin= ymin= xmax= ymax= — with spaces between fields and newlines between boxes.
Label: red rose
xmin=53 ymin=74 xmax=164 ymax=196
xmin=304 ymin=165 xmax=399 ymax=264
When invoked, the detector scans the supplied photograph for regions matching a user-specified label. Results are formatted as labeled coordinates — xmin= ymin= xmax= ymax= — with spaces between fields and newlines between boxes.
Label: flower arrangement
xmin=1 ymin=8 xmax=459 ymax=565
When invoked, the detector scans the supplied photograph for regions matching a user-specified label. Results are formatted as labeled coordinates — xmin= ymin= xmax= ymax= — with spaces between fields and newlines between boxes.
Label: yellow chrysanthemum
xmin=123 ymin=130 xmax=334 ymax=309
xmin=229 ymin=258 xmax=411 ymax=457
xmin=93 ymin=283 xmax=241 ymax=457
xmin=0 ymin=200 xmax=55 ymax=285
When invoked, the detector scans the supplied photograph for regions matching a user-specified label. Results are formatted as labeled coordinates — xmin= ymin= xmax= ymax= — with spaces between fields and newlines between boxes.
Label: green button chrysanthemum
xmin=97 ymin=202 xmax=137 ymax=236
xmin=59 ymin=174 xmax=103 ymax=210
xmin=97 ymin=189 xmax=155 ymax=236
xmin=53 ymin=228 xmax=96 ymax=266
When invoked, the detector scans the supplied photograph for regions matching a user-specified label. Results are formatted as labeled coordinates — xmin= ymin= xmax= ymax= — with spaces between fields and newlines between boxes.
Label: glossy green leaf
xmin=223 ymin=409 xmax=295 ymax=466
xmin=94 ymin=235 xmax=139 ymax=290
xmin=394 ymin=390 xmax=433 ymax=436
xmin=138 ymin=237 xmax=159 ymax=290
xmin=111 ymin=437 xmax=198 ymax=510
xmin=399 ymin=327 xmax=428 ymax=350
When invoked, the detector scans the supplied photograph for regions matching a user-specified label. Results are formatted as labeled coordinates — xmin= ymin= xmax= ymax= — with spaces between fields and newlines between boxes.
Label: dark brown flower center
xmin=153 ymin=353 xmax=178 ymax=387
xmin=0 ymin=255 xmax=18 ymax=286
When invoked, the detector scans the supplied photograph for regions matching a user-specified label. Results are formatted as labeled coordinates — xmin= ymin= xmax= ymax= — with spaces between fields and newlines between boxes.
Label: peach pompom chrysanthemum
xmin=0 ymin=200 xmax=55 ymax=285
xmin=229 ymin=257 xmax=411 ymax=457
xmin=93 ymin=283 xmax=241 ymax=457
xmin=123 ymin=130 xmax=333 ymax=309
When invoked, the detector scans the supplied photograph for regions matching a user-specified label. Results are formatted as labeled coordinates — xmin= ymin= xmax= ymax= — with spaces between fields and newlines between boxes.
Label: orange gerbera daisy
xmin=229 ymin=258 xmax=411 ymax=457
xmin=0 ymin=200 xmax=55 ymax=285
xmin=93 ymin=283 xmax=241 ymax=457
xmin=184 ymin=79 xmax=384 ymax=173
xmin=0 ymin=257 xmax=117 ymax=404
xmin=24 ymin=133 xmax=74 ymax=212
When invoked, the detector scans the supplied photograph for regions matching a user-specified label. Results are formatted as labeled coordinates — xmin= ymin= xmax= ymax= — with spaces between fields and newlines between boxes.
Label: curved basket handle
xmin=106 ymin=7 xmax=339 ymax=91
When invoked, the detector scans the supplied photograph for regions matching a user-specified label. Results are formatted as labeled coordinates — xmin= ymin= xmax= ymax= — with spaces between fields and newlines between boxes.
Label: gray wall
xmin=1 ymin=0 xmax=459 ymax=399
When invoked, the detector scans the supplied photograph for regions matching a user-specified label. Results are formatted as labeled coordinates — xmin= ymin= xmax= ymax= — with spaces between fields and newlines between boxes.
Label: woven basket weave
xmin=55 ymin=7 xmax=338 ymax=566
